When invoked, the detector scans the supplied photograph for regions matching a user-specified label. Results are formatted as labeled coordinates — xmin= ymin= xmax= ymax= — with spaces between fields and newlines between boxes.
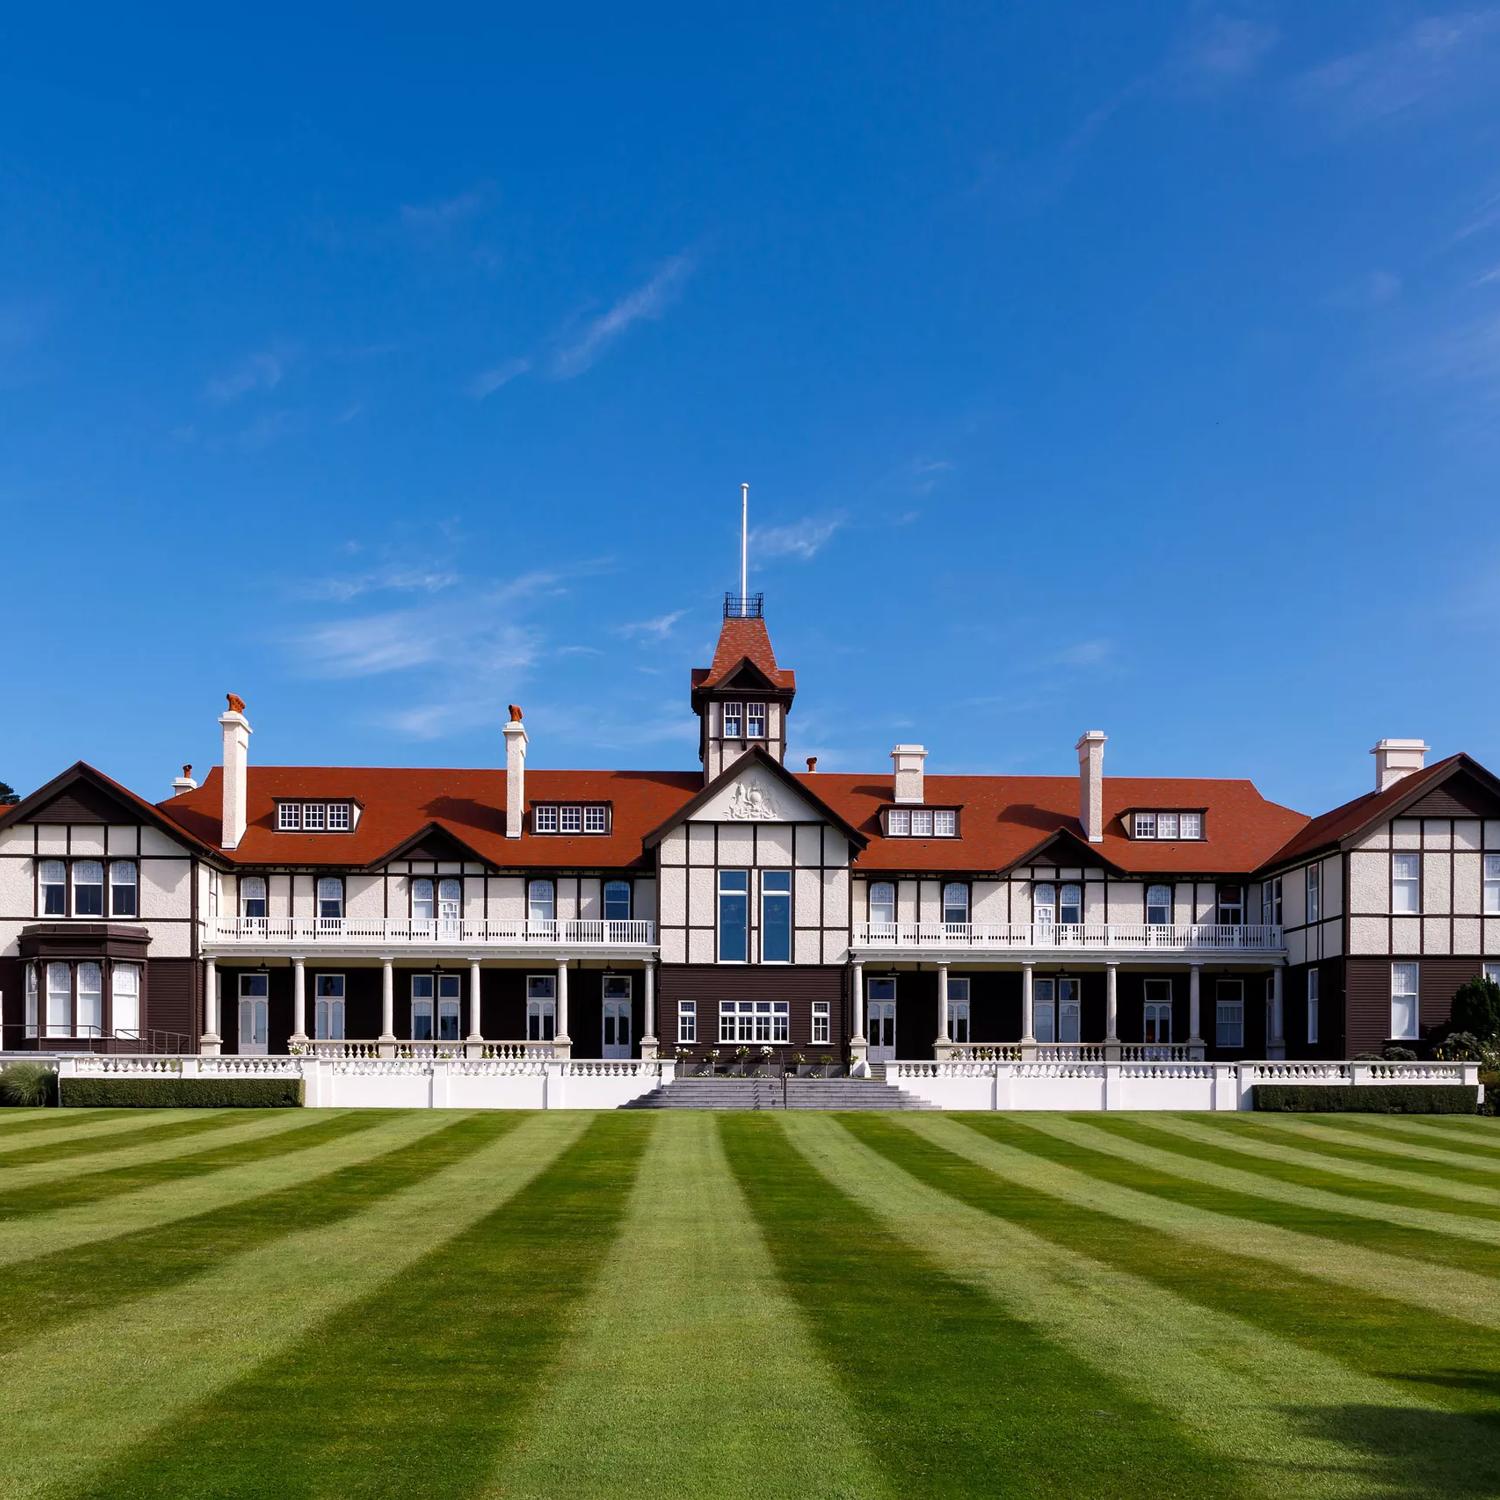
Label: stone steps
xmin=624 ymin=1078 xmax=935 ymax=1111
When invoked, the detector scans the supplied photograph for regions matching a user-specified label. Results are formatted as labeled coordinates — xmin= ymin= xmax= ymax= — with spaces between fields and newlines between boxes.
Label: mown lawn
xmin=1 ymin=1108 xmax=1497 ymax=1499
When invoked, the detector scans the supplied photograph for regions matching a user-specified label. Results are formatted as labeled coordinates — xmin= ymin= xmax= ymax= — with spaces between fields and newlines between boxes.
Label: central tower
xmin=690 ymin=593 xmax=796 ymax=783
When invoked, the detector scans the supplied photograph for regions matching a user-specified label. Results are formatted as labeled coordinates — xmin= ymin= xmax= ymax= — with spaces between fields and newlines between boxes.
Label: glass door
xmin=602 ymin=975 xmax=633 ymax=1059
xmin=438 ymin=879 xmax=462 ymax=941
xmin=867 ymin=977 xmax=898 ymax=1062
xmin=238 ymin=973 xmax=269 ymax=1055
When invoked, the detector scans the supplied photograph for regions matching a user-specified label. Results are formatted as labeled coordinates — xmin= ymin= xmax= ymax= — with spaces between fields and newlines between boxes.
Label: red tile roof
xmin=693 ymin=616 xmax=795 ymax=691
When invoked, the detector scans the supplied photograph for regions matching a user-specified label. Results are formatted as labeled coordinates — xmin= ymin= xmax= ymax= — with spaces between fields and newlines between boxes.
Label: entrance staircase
xmin=625 ymin=1076 xmax=935 ymax=1110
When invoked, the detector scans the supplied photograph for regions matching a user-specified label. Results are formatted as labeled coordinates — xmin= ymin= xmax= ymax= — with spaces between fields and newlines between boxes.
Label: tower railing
xmin=723 ymin=592 xmax=763 ymax=618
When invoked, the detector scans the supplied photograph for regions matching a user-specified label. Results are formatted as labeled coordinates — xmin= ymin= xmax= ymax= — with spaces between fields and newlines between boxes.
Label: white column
xmin=200 ymin=957 xmax=221 ymax=1055
xmin=379 ymin=957 xmax=396 ymax=1044
xmin=1268 ymin=967 xmax=1285 ymax=1058
xmin=1105 ymin=963 xmax=1119 ymax=1043
xmin=1189 ymin=964 xmax=1203 ymax=1046
xmin=290 ymin=957 xmax=307 ymax=1044
xmin=556 ymin=961 xmax=571 ymax=1052
xmin=467 ymin=959 xmax=484 ymax=1043
xmin=641 ymin=964 xmax=658 ymax=1058
xmin=936 ymin=963 xmax=950 ymax=1045
xmin=851 ymin=962 xmax=865 ymax=1039
xmin=1021 ymin=962 xmax=1035 ymax=1043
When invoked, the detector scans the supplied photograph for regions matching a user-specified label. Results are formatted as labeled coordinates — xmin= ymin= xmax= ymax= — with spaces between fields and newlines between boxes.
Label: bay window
xmin=718 ymin=871 xmax=749 ymax=962
xmin=24 ymin=964 xmax=38 ymax=1039
xmin=76 ymin=962 xmax=103 ymax=1037
xmin=46 ymin=962 xmax=70 ymax=1037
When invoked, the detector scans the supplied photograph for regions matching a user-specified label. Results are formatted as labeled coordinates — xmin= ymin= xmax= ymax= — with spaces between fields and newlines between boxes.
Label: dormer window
xmin=532 ymin=803 xmax=611 ymax=834
xmin=1131 ymin=810 xmax=1203 ymax=840
xmin=723 ymin=702 xmax=744 ymax=738
xmin=883 ymin=806 xmax=959 ymax=837
xmin=746 ymin=703 xmax=766 ymax=738
xmin=277 ymin=802 xmax=355 ymax=833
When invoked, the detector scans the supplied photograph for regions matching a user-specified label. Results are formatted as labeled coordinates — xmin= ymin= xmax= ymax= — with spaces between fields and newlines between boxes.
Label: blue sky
xmin=5 ymin=4 xmax=1500 ymax=817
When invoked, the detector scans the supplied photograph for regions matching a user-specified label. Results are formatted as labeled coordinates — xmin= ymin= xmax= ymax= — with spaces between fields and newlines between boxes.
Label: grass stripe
xmin=0 ymin=1111 xmax=499 ymax=1354
xmin=0 ymin=1107 xmax=370 ymax=1220
xmin=485 ymin=1112 xmax=889 ymax=1500
xmin=721 ymin=1113 xmax=1241 ymax=1500
xmin=803 ymin=1114 xmax=1500 ymax=1499
xmin=876 ymin=1116 xmax=1500 ymax=1423
xmin=1250 ymin=1114 xmax=1500 ymax=1171
xmin=0 ymin=1111 xmax=592 ymax=1500
xmin=0 ymin=1109 xmax=143 ymax=1145
xmin=0 ymin=1109 xmax=253 ymax=1169
xmin=1015 ymin=1114 xmax=1500 ymax=1275
xmin=1189 ymin=1113 xmax=1500 ymax=1193
xmin=1067 ymin=1114 xmax=1500 ymax=1238
xmin=81 ymin=1113 xmax=652 ymax=1500
xmin=924 ymin=1115 xmax=1500 ymax=1334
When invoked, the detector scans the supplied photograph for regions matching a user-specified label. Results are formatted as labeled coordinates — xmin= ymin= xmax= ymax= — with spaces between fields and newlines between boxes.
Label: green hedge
xmin=60 ymin=1077 xmax=303 ymax=1109
xmin=1253 ymin=1084 xmax=1477 ymax=1115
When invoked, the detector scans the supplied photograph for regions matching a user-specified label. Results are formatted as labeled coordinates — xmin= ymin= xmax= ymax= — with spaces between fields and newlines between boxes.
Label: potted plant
xmin=707 ymin=1047 xmax=721 ymax=1077
xmin=819 ymin=1052 xmax=836 ymax=1078
xmin=735 ymin=1044 xmax=751 ymax=1077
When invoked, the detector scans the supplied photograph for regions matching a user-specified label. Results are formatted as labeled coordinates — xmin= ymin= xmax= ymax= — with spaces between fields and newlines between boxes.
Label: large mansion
xmin=3 ymin=595 xmax=1499 ymax=1065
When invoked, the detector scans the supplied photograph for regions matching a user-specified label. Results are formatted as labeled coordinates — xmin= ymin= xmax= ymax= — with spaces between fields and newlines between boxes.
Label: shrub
xmin=59 ymin=1077 xmax=303 ymax=1109
xmin=1254 ymin=1084 xmax=1476 ymax=1114
xmin=1433 ymin=1032 xmax=1488 ymax=1062
xmin=0 ymin=1061 xmax=58 ymax=1107
xmin=1381 ymin=1045 xmax=1419 ymax=1061
xmin=1450 ymin=976 xmax=1500 ymax=1042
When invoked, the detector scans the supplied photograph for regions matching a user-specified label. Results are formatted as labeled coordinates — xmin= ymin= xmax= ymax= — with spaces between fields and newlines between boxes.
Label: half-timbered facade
xmin=3 ymin=597 xmax=1498 ymax=1066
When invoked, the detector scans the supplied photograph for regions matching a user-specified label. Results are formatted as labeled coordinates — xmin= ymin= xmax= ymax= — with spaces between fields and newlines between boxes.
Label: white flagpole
xmin=740 ymin=482 xmax=749 ymax=611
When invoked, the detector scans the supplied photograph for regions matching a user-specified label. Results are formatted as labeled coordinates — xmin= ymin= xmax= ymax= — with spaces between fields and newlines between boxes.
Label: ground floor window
xmin=1390 ymin=962 xmax=1419 ymax=1040
xmin=677 ymin=1000 xmax=697 ymax=1044
xmin=1034 ymin=977 xmax=1079 ymax=1044
xmin=811 ymin=1000 xmax=830 ymax=1045
xmin=239 ymin=972 xmax=269 ymax=1052
xmin=527 ymin=975 xmax=556 ymax=1042
xmin=316 ymin=974 xmax=347 ymax=1040
xmin=42 ymin=959 xmax=108 ymax=1039
xmin=948 ymin=976 xmax=970 ymax=1044
xmin=719 ymin=999 xmax=789 ymax=1044
xmin=1143 ymin=978 xmax=1172 ymax=1044
xmin=410 ymin=973 xmax=459 ymax=1041
xmin=1307 ymin=969 xmax=1319 ymax=1044
xmin=1215 ymin=979 xmax=1244 ymax=1049
xmin=113 ymin=963 xmax=141 ymax=1038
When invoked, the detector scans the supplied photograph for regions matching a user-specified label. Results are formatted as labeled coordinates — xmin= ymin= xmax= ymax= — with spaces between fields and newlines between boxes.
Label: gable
xmin=1007 ymin=830 xmax=1120 ymax=873
xmin=1404 ymin=769 xmax=1500 ymax=820
xmin=691 ymin=760 xmax=828 ymax=825
xmin=28 ymin=778 xmax=148 ymax=825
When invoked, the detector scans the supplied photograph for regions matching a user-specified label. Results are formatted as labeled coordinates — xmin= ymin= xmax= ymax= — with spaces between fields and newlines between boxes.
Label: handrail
xmin=854 ymin=921 xmax=1283 ymax=951
xmin=210 ymin=917 xmax=655 ymax=946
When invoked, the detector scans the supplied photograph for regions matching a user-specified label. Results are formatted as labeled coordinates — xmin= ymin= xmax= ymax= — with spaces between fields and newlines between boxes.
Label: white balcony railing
xmin=854 ymin=921 xmax=1282 ymax=953
xmin=209 ymin=917 xmax=655 ymax=948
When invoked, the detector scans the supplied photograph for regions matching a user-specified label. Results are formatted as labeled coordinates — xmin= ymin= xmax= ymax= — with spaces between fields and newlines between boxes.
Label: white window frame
xmin=718 ymin=870 xmax=750 ymax=963
xmin=412 ymin=877 xmax=435 ymax=924
xmin=887 ymin=808 xmax=910 ymax=836
xmin=436 ymin=974 xmax=461 ymax=1041
xmin=1390 ymin=962 xmax=1419 ymax=1040
xmin=745 ymin=702 xmax=766 ymax=739
xmin=1263 ymin=876 xmax=1283 ymax=925
xmin=315 ymin=973 xmax=346 ymax=1040
xmin=1306 ymin=865 xmax=1321 ymax=924
xmin=761 ymin=869 xmax=792 ymax=964
xmin=1484 ymin=962 xmax=1500 ymax=987
xmin=40 ymin=859 xmax=66 ymax=916
xmin=1034 ymin=977 xmax=1056 ymax=1043
xmin=948 ymin=977 xmax=970 ymax=1045
xmin=240 ymin=875 xmax=267 ymax=921
xmin=109 ymin=860 xmax=138 ymax=918
xmin=723 ymin=702 xmax=744 ymax=739
xmin=1392 ymin=854 xmax=1421 ymax=915
xmin=1034 ymin=882 xmax=1056 ymax=927
xmin=526 ymin=975 xmax=557 ymax=1042
xmin=1215 ymin=980 xmax=1244 ymax=1049
xmin=327 ymin=802 xmax=351 ymax=831
xmin=278 ymin=803 xmax=302 ymax=831
xmin=559 ymin=805 xmax=583 ymax=834
xmin=1180 ymin=812 xmax=1203 ymax=840
xmin=76 ymin=960 xmax=103 ymax=1038
xmin=533 ymin=805 xmax=559 ymax=834
xmin=1146 ymin=884 xmax=1172 ymax=926
xmin=1157 ymin=812 xmax=1179 ymax=840
xmin=811 ymin=1000 xmax=830 ymax=1045
xmin=718 ymin=999 xmax=789 ymax=1044
xmin=1484 ymin=856 xmax=1500 ymax=916
xmin=24 ymin=963 xmax=39 ymax=1039
xmin=869 ymin=881 xmax=896 ymax=928
xmin=72 ymin=860 xmax=104 ymax=917
xmin=942 ymin=882 xmax=969 ymax=926
xmin=1143 ymin=978 xmax=1172 ymax=1045
xmin=1133 ymin=812 xmax=1157 ymax=839
xmin=583 ymin=804 xmax=608 ymax=834
xmin=1059 ymin=883 xmax=1082 ymax=926
xmin=1217 ymin=884 xmax=1243 ymax=925
xmin=112 ymin=962 xmax=141 ymax=1039
xmin=911 ymin=809 xmax=934 ymax=837
xmin=933 ymin=809 xmax=957 ymax=837
xmin=303 ymin=802 xmax=326 ymax=832
xmin=677 ymin=999 xmax=697 ymax=1045
xmin=527 ymin=879 xmax=556 ymax=927
xmin=316 ymin=876 xmax=344 ymax=922
xmin=603 ymin=880 xmax=631 ymax=922
xmin=1306 ymin=968 xmax=1319 ymax=1045
xmin=46 ymin=961 xmax=71 ymax=1037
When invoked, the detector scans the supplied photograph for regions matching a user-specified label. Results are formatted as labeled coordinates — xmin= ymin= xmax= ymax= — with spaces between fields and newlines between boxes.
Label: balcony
xmin=208 ymin=917 xmax=656 ymax=951
xmin=852 ymin=921 xmax=1283 ymax=958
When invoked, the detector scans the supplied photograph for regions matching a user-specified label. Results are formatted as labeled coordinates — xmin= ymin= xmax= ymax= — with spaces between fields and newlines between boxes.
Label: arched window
xmin=1060 ymin=883 xmax=1082 ymax=926
xmin=412 ymin=878 xmax=435 ymax=923
xmin=1146 ymin=884 xmax=1172 ymax=926
xmin=240 ymin=876 xmax=267 ymax=922
xmin=942 ymin=882 xmax=969 ymax=926
xmin=1034 ymin=882 xmax=1056 ymax=927
xmin=869 ymin=881 xmax=896 ymax=928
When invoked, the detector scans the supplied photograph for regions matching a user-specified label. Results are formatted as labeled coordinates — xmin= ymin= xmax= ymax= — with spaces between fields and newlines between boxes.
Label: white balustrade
xmin=209 ymin=917 xmax=655 ymax=948
xmin=854 ymin=921 xmax=1283 ymax=953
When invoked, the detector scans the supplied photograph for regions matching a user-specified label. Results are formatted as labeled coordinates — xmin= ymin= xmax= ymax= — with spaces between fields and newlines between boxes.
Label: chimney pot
xmin=891 ymin=744 xmax=927 ymax=805
xmin=171 ymin=762 xmax=198 ymax=796
xmin=1076 ymin=730 xmax=1107 ymax=842
xmin=806 ymin=756 xmax=818 ymax=772
xmin=218 ymin=698 xmax=252 ymax=848
xmin=504 ymin=707 xmax=529 ymax=838
xmin=1372 ymin=738 xmax=1428 ymax=792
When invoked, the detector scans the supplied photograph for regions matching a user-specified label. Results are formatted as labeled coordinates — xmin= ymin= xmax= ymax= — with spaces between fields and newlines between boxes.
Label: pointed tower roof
xmin=692 ymin=613 xmax=795 ymax=693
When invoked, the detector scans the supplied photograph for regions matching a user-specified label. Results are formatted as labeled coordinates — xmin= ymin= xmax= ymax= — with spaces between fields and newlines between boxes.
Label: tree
xmin=1449 ymin=976 xmax=1500 ymax=1043
xmin=0 ymin=782 xmax=17 ymax=806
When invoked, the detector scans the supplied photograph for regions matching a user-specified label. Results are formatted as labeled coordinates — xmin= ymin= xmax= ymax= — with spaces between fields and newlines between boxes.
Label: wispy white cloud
xmin=751 ymin=514 xmax=845 ymax=561
xmin=551 ymin=254 xmax=695 ymax=378
xmin=1325 ymin=269 xmax=1403 ymax=309
xmin=1171 ymin=14 xmax=1279 ymax=89
xmin=298 ymin=565 xmax=463 ymax=604
xmin=400 ymin=185 xmax=489 ymax=235
xmin=467 ymin=356 xmax=531 ymax=400
xmin=1049 ymin=639 xmax=1116 ymax=669
xmin=206 ymin=350 xmax=285 ymax=403
xmin=616 ymin=609 xmax=686 ymax=641
xmin=297 ymin=610 xmax=453 ymax=677
xmin=1473 ymin=264 xmax=1500 ymax=287
xmin=1293 ymin=9 xmax=1500 ymax=132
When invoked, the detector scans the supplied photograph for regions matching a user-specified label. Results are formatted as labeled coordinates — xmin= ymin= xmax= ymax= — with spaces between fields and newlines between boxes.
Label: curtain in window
xmin=112 ymin=963 xmax=141 ymax=1037
xmin=76 ymin=962 xmax=103 ymax=1038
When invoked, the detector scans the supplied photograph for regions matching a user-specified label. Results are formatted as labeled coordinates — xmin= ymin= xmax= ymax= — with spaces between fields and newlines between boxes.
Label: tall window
xmin=1306 ymin=865 xmax=1321 ymax=924
xmin=317 ymin=877 xmax=344 ymax=922
xmin=241 ymin=875 xmax=267 ymax=920
xmin=109 ymin=861 xmax=138 ymax=918
xmin=40 ymin=860 xmax=66 ymax=916
xmin=1217 ymin=885 xmax=1243 ymax=925
xmin=1391 ymin=962 xmax=1419 ymax=1040
xmin=948 ymin=977 xmax=971 ymax=1045
xmin=410 ymin=974 xmax=457 ymax=1041
xmin=1146 ymin=885 xmax=1172 ymax=926
xmin=24 ymin=964 xmax=38 ymax=1039
xmin=1034 ymin=882 xmax=1056 ymax=927
xmin=677 ymin=999 xmax=697 ymax=1045
xmin=76 ymin=962 xmax=103 ymax=1037
xmin=718 ymin=870 xmax=749 ymax=962
xmin=811 ymin=1000 xmax=830 ymax=1045
xmin=527 ymin=879 xmax=556 ymax=927
xmin=1262 ymin=877 xmax=1282 ymax=925
xmin=603 ymin=880 xmax=632 ymax=922
xmin=1034 ymin=978 xmax=1056 ymax=1042
xmin=1058 ymin=978 xmax=1080 ymax=1042
xmin=1059 ymin=883 xmax=1082 ymax=926
xmin=1484 ymin=856 xmax=1500 ymax=915
xmin=412 ymin=878 xmax=435 ymax=923
xmin=46 ymin=961 xmax=70 ymax=1037
xmin=73 ymin=861 xmax=104 ymax=917
xmin=869 ymin=881 xmax=896 ymax=929
xmin=1215 ymin=979 xmax=1244 ymax=1049
xmin=746 ymin=703 xmax=766 ymax=738
xmin=526 ymin=976 xmax=557 ymax=1042
xmin=1143 ymin=978 xmax=1172 ymax=1044
xmin=1392 ymin=854 xmax=1421 ymax=915
xmin=1306 ymin=969 xmax=1320 ymax=1045
xmin=315 ymin=974 xmax=346 ymax=1040
xmin=761 ymin=871 xmax=791 ymax=963
xmin=723 ymin=702 xmax=744 ymax=738
xmin=942 ymin=882 xmax=970 ymax=926
xmin=113 ymin=963 xmax=141 ymax=1038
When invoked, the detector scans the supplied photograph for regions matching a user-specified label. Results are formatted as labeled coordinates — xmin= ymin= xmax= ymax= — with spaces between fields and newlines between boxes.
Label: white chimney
xmin=505 ymin=704 xmax=528 ymax=838
xmin=1076 ymin=730 xmax=1106 ymax=842
xmin=219 ymin=695 xmax=251 ymax=850
xmin=171 ymin=763 xmax=197 ymax=796
xmin=1372 ymin=738 xmax=1428 ymax=792
xmin=892 ymin=744 xmax=927 ymax=805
